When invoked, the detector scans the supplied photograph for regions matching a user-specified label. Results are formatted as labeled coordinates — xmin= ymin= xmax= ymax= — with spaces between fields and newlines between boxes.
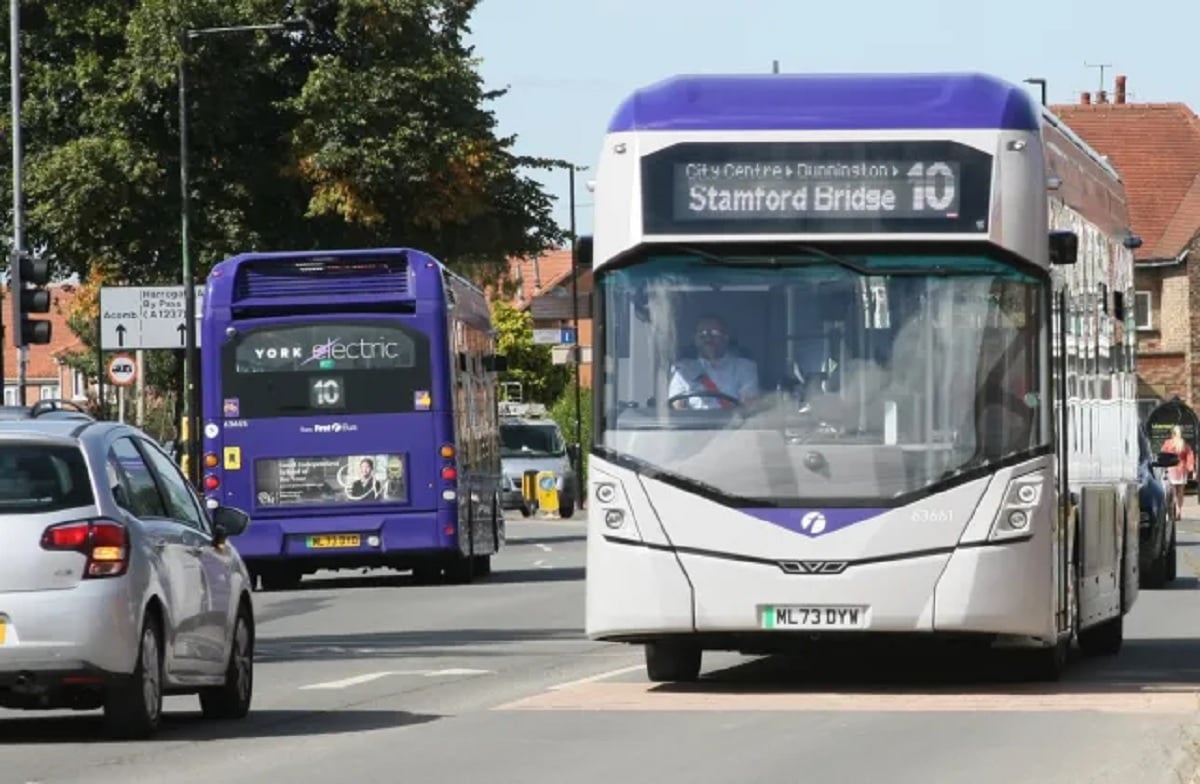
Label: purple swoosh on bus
xmin=739 ymin=507 xmax=887 ymax=538
xmin=302 ymin=339 xmax=337 ymax=366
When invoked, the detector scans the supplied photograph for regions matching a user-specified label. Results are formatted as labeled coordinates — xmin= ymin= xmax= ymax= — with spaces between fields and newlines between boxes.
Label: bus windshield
xmin=598 ymin=250 xmax=1051 ymax=505
xmin=220 ymin=319 xmax=434 ymax=418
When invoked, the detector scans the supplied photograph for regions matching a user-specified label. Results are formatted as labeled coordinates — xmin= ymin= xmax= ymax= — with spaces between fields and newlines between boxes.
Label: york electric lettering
xmin=251 ymin=339 xmax=404 ymax=365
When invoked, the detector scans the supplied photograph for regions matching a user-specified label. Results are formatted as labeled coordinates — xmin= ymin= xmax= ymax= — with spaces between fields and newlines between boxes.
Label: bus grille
xmin=234 ymin=256 xmax=411 ymax=301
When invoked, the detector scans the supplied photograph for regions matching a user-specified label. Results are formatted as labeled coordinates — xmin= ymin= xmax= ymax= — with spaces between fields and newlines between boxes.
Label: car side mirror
xmin=1156 ymin=451 xmax=1181 ymax=469
xmin=211 ymin=505 xmax=251 ymax=545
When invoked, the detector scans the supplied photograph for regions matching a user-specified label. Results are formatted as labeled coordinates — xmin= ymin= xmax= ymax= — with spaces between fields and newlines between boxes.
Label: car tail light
xmin=40 ymin=519 xmax=129 ymax=578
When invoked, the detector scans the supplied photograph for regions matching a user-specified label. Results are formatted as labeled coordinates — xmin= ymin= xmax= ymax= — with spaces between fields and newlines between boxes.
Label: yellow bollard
xmin=535 ymin=470 xmax=559 ymax=515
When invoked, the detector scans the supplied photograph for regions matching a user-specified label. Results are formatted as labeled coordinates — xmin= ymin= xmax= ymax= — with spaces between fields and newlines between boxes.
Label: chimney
xmin=1097 ymin=89 xmax=1108 ymax=104
xmin=1082 ymin=91 xmax=1092 ymax=105
xmin=1115 ymin=75 xmax=1127 ymax=104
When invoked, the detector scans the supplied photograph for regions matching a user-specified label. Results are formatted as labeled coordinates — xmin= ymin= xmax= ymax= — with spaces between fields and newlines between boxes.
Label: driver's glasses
xmin=696 ymin=328 xmax=725 ymax=340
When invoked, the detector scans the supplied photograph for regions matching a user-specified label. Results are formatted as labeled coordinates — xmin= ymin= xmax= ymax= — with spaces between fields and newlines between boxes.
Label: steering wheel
xmin=666 ymin=390 xmax=742 ymax=410
xmin=30 ymin=399 xmax=89 ymax=418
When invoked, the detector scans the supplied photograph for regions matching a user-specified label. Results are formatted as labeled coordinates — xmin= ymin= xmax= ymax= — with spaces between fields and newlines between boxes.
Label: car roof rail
xmin=28 ymin=399 xmax=96 ymax=421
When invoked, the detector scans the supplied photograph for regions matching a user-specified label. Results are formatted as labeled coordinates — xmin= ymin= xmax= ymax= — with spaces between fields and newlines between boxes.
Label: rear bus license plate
xmin=307 ymin=534 xmax=362 ymax=549
xmin=761 ymin=605 xmax=868 ymax=630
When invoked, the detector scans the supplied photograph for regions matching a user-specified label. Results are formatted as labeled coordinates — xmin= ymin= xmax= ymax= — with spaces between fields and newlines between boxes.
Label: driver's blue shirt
xmin=668 ymin=355 xmax=759 ymax=409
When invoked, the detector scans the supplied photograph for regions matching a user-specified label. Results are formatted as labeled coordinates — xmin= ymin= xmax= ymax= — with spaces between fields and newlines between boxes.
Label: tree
xmin=491 ymin=301 xmax=571 ymax=405
xmin=0 ymin=0 xmax=564 ymax=386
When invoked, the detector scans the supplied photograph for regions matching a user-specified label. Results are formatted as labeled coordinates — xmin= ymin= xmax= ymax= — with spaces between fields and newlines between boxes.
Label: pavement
xmin=5 ymin=507 xmax=1200 ymax=783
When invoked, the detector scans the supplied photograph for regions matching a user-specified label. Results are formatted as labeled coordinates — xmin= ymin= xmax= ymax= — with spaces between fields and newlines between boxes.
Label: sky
xmin=467 ymin=0 xmax=1200 ymax=241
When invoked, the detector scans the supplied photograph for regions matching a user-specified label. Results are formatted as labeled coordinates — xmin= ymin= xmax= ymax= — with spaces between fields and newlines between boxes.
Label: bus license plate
xmin=307 ymin=534 xmax=362 ymax=549
xmin=760 ymin=605 xmax=868 ymax=630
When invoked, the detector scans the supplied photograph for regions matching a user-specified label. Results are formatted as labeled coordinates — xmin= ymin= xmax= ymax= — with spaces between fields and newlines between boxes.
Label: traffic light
xmin=10 ymin=250 xmax=52 ymax=346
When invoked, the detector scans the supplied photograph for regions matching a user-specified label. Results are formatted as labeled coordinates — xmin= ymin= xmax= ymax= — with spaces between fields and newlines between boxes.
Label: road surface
xmin=5 ymin=509 xmax=1200 ymax=784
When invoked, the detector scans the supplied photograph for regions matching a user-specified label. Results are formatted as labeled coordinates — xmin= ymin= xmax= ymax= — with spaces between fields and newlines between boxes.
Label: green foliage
xmin=491 ymin=300 xmax=571 ymax=405
xmin=550 ymin=380 xmax=592 ymax=486
xmin=0 ymin=0 xmax=564 ymax=389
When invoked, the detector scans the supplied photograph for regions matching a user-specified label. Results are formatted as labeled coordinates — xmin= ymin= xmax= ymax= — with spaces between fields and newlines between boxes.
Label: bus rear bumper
xmin=231 ymin=511 xmax=452 ymax=565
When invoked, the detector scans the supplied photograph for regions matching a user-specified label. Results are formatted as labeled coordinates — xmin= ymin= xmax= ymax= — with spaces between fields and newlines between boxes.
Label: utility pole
xmin=8 ymin=0 xmax=21 ymax=405
xmin=568 ymin=164 xmax=581 ymax=455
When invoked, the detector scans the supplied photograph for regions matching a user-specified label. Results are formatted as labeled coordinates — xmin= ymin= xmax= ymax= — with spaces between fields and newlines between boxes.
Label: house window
xmin=72 ymin=369 xmax=87 ymax=400
xmin=3 ymin=387 xmax=16 ymax=406
xmin=40 ymin=385 xmax=60 ymax=401
xmin=1134 ymin=291 xmax=1152 ymax=330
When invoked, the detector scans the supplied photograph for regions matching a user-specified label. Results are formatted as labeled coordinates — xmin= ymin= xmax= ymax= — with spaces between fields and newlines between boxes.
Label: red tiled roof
xmin=1049 ymin=99 xmax=1200 ymax=260
xmin=1 ymin=284 xmax=82 ymax=381
xmin=494 ymin=248 xmax=574 ymax=310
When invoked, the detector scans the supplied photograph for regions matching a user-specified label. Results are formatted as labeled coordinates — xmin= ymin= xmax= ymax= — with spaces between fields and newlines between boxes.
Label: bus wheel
xmin=444 ymin=555 xmax=474 ymax=584
xmin=645 ymin=640 xmax=702 ymax=683
xmin=472 ymin=555 xmax=492 ymax=576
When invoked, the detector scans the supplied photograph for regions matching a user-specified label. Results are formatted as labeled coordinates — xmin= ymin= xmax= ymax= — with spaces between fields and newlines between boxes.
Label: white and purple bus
xmin=200 ymin=249 xmax=505 ymax=590
xmin=584 ymin=72 xmax=1151 ymax=681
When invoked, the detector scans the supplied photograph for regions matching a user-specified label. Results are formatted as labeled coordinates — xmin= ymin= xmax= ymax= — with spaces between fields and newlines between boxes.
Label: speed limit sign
xmin=107 ymin=354 xmax=137 ymax=387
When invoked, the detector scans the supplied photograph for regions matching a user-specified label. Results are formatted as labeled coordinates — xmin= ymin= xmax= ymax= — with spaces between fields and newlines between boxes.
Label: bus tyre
xmin=645 ymin=640 xmax=702 ymax=683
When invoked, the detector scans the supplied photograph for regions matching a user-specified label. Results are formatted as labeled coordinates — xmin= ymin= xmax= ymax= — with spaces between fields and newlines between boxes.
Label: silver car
xmin=0 ymin=401 xmax=255 ymax=738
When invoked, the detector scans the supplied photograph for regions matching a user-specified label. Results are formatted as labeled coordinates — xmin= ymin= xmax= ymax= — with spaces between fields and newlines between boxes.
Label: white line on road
xmin=300 ymin=671 xmax=400 ymax=690
xmin=537 ymin=543 xmax=553 ymax=552
xmin=300 ymin=668 xmax=494 ymax=689
xmin=546 ymin=663 xmax=645 ymax=691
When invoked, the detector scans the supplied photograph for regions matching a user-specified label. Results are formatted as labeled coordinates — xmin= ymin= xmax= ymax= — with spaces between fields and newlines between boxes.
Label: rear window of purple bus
xmin=219 ymin=321 xmax=434 ymax=418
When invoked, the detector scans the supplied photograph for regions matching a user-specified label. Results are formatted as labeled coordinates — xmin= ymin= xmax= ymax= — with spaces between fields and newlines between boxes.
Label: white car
xmin=0 ymin=402 xmax=256 ymax=738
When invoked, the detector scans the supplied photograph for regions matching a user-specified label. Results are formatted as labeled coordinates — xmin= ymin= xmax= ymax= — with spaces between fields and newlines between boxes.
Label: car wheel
xmin=200 ymin=603 xmax=254 ymax=720
xmin=103 ymin=614 xmax=164 ymax=738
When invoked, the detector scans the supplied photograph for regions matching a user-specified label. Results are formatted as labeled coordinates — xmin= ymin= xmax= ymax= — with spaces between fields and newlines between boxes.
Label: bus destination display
xmin=679 ymin=160 xmax=959 ymax=220
xmin=640 ymin=140 xmax=992 ymax=235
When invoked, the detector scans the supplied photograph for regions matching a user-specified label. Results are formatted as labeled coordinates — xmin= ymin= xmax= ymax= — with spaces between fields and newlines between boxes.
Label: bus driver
xmin=668 ymin=314 xmax=760 ymax=410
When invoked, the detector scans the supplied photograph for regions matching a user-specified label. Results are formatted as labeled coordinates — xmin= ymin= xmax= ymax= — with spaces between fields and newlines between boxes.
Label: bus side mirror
xmin=485 ymin=354 xmax=508 ymax=373
xmin=1049 ymin=230 xmax=1078 ymax=265
xmin=574 ymin=235 xmax=593 ymax=268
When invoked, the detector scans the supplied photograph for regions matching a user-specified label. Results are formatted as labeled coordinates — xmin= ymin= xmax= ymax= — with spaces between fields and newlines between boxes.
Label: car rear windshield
xmin=0 ymin=443 xmax=94 ymax=514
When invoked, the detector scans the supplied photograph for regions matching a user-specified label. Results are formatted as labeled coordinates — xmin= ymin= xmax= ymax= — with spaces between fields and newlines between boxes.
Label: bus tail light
xmin=441 ymin=466 xmax=457 ymax=481
xmin=440 ymin=444 xmax=455 ymax=459
xmin=988 ymin=470 xmax=1046 ymax=543
xmin=204 ymin=475 xmax=221 ymax=491
xmin=40 ymin=519 xmax=129 ymax=578
xmin=204 ymin=453 xmax=219 ymax=468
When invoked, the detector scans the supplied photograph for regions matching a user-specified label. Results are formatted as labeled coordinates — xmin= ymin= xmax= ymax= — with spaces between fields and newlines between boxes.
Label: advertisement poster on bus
xmin=254 ymin=453 xmax=407 ymax=507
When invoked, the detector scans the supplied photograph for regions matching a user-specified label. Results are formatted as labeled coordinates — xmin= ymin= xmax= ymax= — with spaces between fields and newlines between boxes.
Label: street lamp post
xmin=178 ymin=18 xmax=306 ymax=486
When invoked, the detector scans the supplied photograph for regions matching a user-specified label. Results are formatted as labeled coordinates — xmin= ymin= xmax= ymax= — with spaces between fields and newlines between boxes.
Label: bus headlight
xmin=988 ymin=470 xmax=1045 ymax=542
xmin=594 ymin=482 xmax=618 ymax=504
xmin=590 ymin=474 xmax=641 ymax=541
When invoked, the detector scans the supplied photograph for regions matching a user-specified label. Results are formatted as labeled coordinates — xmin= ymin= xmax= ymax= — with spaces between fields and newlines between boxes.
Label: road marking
xmin=300 ymin=668 xmax=493 ymax=689
xmin=546 ymin=663 xmax=646 ymax=691
xmin=537 ymin=543 xmax=552 ymax=552
xmin=300 ymin=671 xmax=399 ymax=690
xmin=496 ymin=682 xmax=1200 ymax=713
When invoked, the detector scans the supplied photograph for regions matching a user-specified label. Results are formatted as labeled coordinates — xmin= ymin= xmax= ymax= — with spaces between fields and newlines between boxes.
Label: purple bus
xmin=199 ymin=248 xmax=506 ymax=590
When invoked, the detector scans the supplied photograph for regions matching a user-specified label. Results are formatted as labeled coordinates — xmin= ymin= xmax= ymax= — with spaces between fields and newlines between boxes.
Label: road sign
xmin=100 ymin=286 xmax=204 ymax=350
xmin=533 ymin=327 xmax=577 ymax=346
xmin=107 ymin=353 xmax=137 ymax=387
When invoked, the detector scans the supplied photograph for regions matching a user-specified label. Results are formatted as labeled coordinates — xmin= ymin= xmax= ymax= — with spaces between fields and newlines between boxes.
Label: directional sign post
xmin=100 ymin=286 xmax=204 ymax=351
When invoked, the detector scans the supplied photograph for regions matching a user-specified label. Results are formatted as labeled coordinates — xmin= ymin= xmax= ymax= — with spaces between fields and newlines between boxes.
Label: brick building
xmin=500 ymin=247 xmax=594 ymax=387
xmin=1052 ymin=76 xmax=1200 ymax=417
xmin=1 ymin=283 xmax=88 ymax=405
